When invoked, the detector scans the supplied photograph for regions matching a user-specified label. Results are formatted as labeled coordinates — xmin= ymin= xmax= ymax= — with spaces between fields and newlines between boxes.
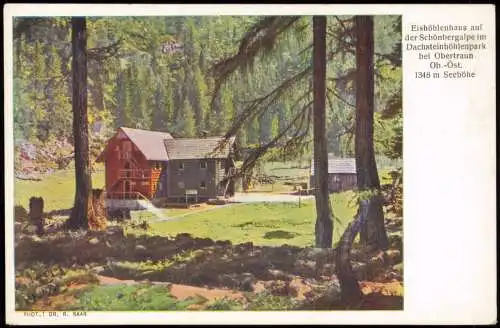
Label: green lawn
xmin=148 ymin=191 xmax=357 ymax=247
xmin=14 ymin=168 xmax=106 ymax=212
xmin=14 ymin=160 xmax=392 ymax=248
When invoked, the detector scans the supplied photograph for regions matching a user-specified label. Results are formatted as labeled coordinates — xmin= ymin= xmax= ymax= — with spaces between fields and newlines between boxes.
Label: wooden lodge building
xmin=96 ymin=127 xmax=237 ymax=203
xmin=310 ymin=157 xmax=357 ymax=193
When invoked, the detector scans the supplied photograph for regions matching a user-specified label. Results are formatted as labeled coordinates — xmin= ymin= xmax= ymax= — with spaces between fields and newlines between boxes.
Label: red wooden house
xmin=96 ymin=127 xmax=173 ymax=200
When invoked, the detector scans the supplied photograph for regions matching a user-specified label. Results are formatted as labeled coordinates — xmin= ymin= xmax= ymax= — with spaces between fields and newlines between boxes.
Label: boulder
xmin=265 ymin=280 xmax=289 ymax=296
xmin=267 ymin=269 xmax=290 ymax=281
xmin=386 ymin=249 xmax=402 ymax=264
xmin=239 ymin=272 xmax=256 ymax=291
xmin=288 ymin=277 xmax=313 ymax=300
xmin=88 ymin=238 xmax=100 ymax=245
xmin=135 ymin=244 xmax=146 ymax=251
xmin=217 ymin=273 xmax=239 ymax=289
xmin=294 ymin=259 xmax=317 ymax=277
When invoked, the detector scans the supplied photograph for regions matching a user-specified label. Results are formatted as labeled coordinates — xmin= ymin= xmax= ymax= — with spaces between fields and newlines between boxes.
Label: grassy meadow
xmin=146 ymin=193 xmax=357 ymax=247
xmin=14 ymin=160 xmax=395 ymax=247
xmin=14 ymin=167 xmax=105 ymax=212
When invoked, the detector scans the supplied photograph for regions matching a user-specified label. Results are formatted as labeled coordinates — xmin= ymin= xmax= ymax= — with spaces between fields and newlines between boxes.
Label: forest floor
xmin=14 ymin=211 xmax=403 ymax=311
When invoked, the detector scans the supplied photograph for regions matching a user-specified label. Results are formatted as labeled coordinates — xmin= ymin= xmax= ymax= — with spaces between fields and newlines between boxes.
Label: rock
xmin=300 ymin=247 xmax=331 ymax=260
xmin=30 ymin=235 xmax=42 ymax=243
xmin=251 ymin=281 xmax=267 ymax=294
xmin=294 ymin=259 xmax=317 ymax=277
xmin=321 ymin=263 xmax=335 ymax=276
xmin=217 ymin=274 xmax=239 ymax=289
xmin=135 ymin=244 xmax=146 ymax=251
xmin=266 ymin=280 xmax=288 ymax=296
xmin=289 ymin=277 xmax=313 ymax=300
xmin=352 ymin=261 xmax=368 ymax=281
xmin=386 ymin=249 xmax=402 ymax=264
xmin=239 ymin=273 xmax=255 ymax=292
xmin=320 ymin=281 xmax=341 ymax=303
xmin=106 ymin=226 xmax=124 ymax=237
xmin=386 ymin=270 xmax=403 ymax=281
xmin=88 ymin=238 xmax=99 ymax=245
xmin=388 ymin=233 xmax=403 ymax=250
xmin=92 ymin=266 xmax=106 ymax=274
xmin=267 ymin=269 xmax=290 ymax=280
xmin=26 ymin=225 xmax=38 ymax=234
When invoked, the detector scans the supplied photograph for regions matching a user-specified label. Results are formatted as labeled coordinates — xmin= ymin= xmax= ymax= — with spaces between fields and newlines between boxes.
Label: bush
xmin=15 ymin=263 xmax=99 ymax=310
xmin=205 ymin=297 xmax=244 ymax=311
xmin=67 ymin=284 xmax=197 ymax=311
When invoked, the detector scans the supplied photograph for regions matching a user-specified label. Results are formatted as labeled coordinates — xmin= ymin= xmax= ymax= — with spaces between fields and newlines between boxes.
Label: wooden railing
xmin=118 ymin=169 xmax=151 ymax=179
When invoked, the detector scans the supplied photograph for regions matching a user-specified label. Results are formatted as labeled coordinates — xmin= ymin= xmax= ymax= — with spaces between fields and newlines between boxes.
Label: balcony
xmin=119 ymin=169 xmax=152 ymax=179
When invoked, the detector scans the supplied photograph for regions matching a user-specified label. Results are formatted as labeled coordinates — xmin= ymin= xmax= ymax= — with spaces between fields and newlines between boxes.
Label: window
xmin=178 ymin=181 xmax=185 ymax=189
xmin=200 ymin=161 xmax=207 ymax=169
xmin=141 ymin=181 xmax=150 ymax=186
xmin=200 ymin=181 xmax=207 ymax=189
xmin=179 ymin=162 xmax=184 ymax=170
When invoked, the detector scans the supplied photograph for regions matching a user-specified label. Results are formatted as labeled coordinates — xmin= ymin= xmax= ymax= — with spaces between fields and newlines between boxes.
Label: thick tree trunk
xmin=88 ymin=189 xmax=108 ymax=231
xmin=68 ymin=17 xmax=91 ymax=230
xmin=312 ymin=16 xmax=333 ymax=249
xmin=354 ymin=16 xmax=389 ymax=251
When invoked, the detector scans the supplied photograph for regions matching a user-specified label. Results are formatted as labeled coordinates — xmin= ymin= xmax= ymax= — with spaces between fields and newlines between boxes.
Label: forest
xmin=13 ymin=16 xmax=401 ymax=160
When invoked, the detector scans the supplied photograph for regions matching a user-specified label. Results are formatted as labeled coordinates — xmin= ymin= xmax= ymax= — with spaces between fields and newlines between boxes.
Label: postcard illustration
xmin=8 ymin=11 xmax=404 ymax=316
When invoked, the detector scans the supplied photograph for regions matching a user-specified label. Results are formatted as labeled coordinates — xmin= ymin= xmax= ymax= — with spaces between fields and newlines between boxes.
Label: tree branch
xmin=87 ymin=39 xmax=123 ymax=61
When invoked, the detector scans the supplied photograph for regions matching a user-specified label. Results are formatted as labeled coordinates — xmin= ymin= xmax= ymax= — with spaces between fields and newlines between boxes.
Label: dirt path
xmin=31 ymin=275 xmax=247 ymax=311
xmin=96 ymin=275 xmax=246 ymax=303
xmin=230 ymin=192 xmax=314 ymax=203
xmin=150 ymin=192 xmax=313 ymax=223
xmin=154 ymin=203 xmax=241 ymax=222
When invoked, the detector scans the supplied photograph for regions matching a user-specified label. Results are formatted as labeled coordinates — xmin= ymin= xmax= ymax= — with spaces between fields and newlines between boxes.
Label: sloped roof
xmin=120 ymin=127 xmax=174 ymax=161
xmin=97 ymin=127 xmax=173 ymax=162
xmin=164 ymin=136 xmax=236 ymax=160
xmin=310 ymin=157 xmax=356 ymax=175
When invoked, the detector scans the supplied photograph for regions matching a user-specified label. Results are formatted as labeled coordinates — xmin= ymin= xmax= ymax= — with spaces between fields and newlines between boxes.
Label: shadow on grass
xmin=16 ymin=228 xmax=403 ymax=311
xmin=262 ymin=230 xmax=297 ymax=240
xmin=15 ymin=230 xmax=311 ymax=289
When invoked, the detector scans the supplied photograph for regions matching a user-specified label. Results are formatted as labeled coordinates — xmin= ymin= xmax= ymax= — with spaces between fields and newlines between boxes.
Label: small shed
xmin=310 ymin=157 xmax=357 ymax=193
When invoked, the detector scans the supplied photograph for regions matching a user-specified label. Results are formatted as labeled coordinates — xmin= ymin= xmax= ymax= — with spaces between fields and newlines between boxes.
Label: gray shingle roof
xmin=164 ymin=136 xmax=236 ymax=160
xmin=310 ymin=157 xmax=356 ymax=175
